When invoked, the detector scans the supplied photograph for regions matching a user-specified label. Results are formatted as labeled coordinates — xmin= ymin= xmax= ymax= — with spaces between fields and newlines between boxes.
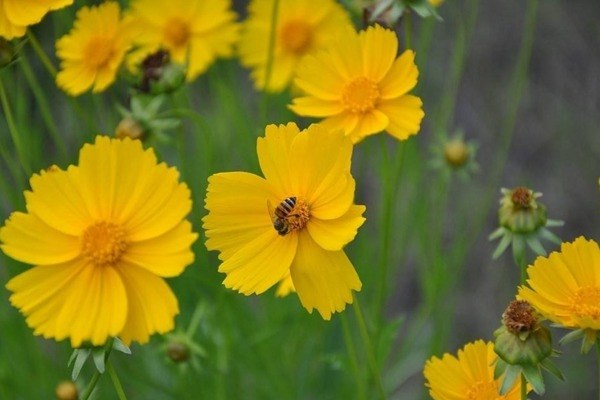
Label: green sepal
xmin=69 ymin=348 xmax=92 ymax=381
xmin=539 ymin=227 xmax=562 ymax=244
xmin=526 ymin=236 xmax=546 ymax=256
xmin=491 ymin=230 xmax=512 ymax=259
xmin=112 ymin=337 xmax=132 ymax=355
xmin=494 ymin=358 xmax=507 ymax=380
xmin=405 ymin=0 xmax=442 ymax=20
xmin=522 ymin=364 xmax=545 ymax=395
xmin=581 ymin=329 xmax=597 ymax=354
xmin=92 ymin=347 xmax=106 ymax=373
xmin=540 ymin=358 xmax=564 ymax=381
xmin=499 ymin=364 xmax=521 ymax=395
xmin=558 ymin=328 xmax=585 ymax=346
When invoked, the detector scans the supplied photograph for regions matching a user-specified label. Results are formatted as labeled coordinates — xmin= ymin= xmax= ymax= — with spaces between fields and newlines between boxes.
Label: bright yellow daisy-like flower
xmin=518 ymin=237 xmax=600 ymax=330
xmin=203 ymin=123 xmax=365 ymax=320
xmin=238 ymin=0 xmax=353 ymax=93
xmin=128 ymin=0 xmax=240 ymax=81
xmin=55 ymin=2 xmax=133 ymax=96
xmin=289 ymin=24 xmax=424 ymax=144
xmin=0 ymin=136 xmax=197 ymax=347
xmin=0 ymin=0 xmax=72 ymax=39
xmin=424 ymin=340 xmax=525 ymax=400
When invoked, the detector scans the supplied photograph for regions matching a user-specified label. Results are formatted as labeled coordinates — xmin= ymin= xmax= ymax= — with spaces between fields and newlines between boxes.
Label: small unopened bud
xmin=166 ymin=341 xmax=190 ymax=363
xmin=499 ymin=187 xmax=547 ymax=234
xmin=55 ymin=380 xmax=78 ymax=400
xmin=0 ymin=38 xmax=17 ymax=68
xmin=115 ymin=117 xmax=144 ymax=140
xmin=138 ymin=50 xmax=185 ymax=94
xmin=443 ymin=138 xmax=470 ymax=168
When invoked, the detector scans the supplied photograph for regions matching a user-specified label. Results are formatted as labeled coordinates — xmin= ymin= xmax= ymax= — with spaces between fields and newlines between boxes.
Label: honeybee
xmin=268 ymin=196 xmax=297 ymax=236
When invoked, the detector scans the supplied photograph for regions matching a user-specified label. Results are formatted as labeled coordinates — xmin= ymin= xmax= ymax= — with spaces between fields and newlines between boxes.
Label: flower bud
xmin=498 ymin=187 xmax=547 ymax=234
xmin=0 ymin=38 xmax=17 ymax=69
xmin=166 ymin=340 xmax=191 ymax=363
xmin=443 ymin=137 xmax=470 ymax=168
xmin=55 ymin=380 xmax=78 ymax=400
xmin=115 ymin=117 xmax=144 ymax=140
xmin=138 ymin=50 xmax=185 ymax=95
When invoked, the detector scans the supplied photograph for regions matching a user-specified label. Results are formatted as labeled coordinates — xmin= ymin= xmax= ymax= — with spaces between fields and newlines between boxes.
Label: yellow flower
xmin=128 ymin=0 xmax=240 ymax=81
xmin=424 ymin=340 xmax=525 ymax=400
xmin=203 ymin=123 xmax=365 ymax=320
xmin=289 ymin=24 xmax=424 ymax=144
xmin=55 ymin=2 xmax=133 ymax=96
xmin=518 ymin=237 xmax=600 ymax=330
xmin=0 ymin=0 xmax=72 ymax=39
xmin=238 ymin=0 xmax=353 ymax=93
xmin=429 ymin=0 xmax=445 ymax=7
xmin=0 ymin=136 xmax=197 ymax=347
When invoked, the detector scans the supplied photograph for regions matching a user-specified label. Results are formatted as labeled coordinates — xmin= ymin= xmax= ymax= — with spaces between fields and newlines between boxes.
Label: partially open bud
xmin=55 ymin=380 xmax=78 ymax=400
xmin=138 ymin=50 xmax=185 ymax=95
xmin=115 ymin=117 xmax=144 ymax=140
xmin=499 ymin=187 xmax=547 ymax=234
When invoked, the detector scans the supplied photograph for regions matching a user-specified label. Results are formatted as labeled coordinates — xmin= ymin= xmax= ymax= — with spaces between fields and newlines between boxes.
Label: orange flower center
xmin=272 ymin=197 xmax=310 ymax=235
xmin=164 ymin=18 xmax=191 ymax=49
xmin=341 ymin=77 xmax=380 ymax=113
xmin=466 ymin=380 xmax=502 ymax=400
xmin=84 ymin=36 xmax=115 ymax=68
xmin=570 ymin=286 xmax=600 ymax=320
xmin=82 ymin=221 xmax=127 ymax=266
xmin=280 ymin=20 xmax=313 ymax=54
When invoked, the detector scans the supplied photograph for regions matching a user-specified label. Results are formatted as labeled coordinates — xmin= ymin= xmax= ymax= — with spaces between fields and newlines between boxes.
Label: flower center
xmin=84 ymin=36 xmax=115 ymax=68
xmin=341 ymin=77 xmax=380 ymax=113
xmin=280 ymin=20 xmax=313 ymax=54
xmin=466 ymin=380 xmax=502 ymax=400
xmin=164 ymin=18 xmax=191 ymax=49
xmin=82 ymin=221 xmax=127 ymax=266
xmin=272 ymin=197 xmax=310 ymax=235
xmin=570 ymin=286 xmax=600 ymax=320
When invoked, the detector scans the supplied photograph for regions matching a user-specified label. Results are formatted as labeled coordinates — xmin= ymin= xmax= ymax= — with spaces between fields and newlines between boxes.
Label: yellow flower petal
xmin=116 ymin=263 xmax=179 ymax=345
xmin=288 ymin=96 xmax=345 ymax=117
xmin=220 ymin=229 xmax=297 ymax=295
xmin=307 ymin=205 xmax=366 ymax=251
xmin=275 ymin=272 xmax=296 ymax=297
xmin=257 ymin=123 xmax=299 ymax=197
xmin=379 ymin=50 xmax=419 ymax=99
xmin=378 ymin=95 xmax=424 ymax=141
xmin=0 ymin=1 xmax=26 ymax=39
xmin=124 ymin=221 xmax=197 ymax=277
xmin=4 ymin=0 xmax=51 ymax=26
xmin=0 ymin=212 xmax=79 ymax=265
xmin=360 ymin=25 xmax=397 ymax=82
xmin=290 ymin=231 xmax=361 ymax=320
xmin=347 ymin=109 xmax=390 ymax=143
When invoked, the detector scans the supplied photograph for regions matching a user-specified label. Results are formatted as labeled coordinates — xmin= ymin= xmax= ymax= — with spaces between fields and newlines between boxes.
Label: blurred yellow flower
xmin=55 ymin=2 xmax=133 ymax=96
xmin=238 ymin=0 xmax=352 ymax=93
xmin=289 ymin=24 xmax=424 ymax=143
xmin=128 ymin=0 xmax=240 ymax=81
xmin=518 ymin=237 xmax=600 ymax=330
xmin=424 ymin=340 xmax=525 ymax=400
xmin=429 ymin=0 xmax=444 ymax=7
xmin=203 ymin=123 xmax=365 ymax=319
xmin=0 ymin=0 xmax=72 ymax=39
xmin=0 ymin=137 xmax=197 ymax=347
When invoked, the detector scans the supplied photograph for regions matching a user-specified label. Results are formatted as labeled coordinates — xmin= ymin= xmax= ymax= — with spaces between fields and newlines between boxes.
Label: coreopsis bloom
xmin=128 ymin=0 xmax=240 ymax=81
xmin=56 ymin=2 xmax=133 ymax=96
xmin=424 ymin=340 xmax=526 ymax=400
xmin=0 ymin=0 xmax=72 ymax=39
xmin=0 ymin=136 xmax=197 ymax=347
xmin=518 ymin=237 xmax=600 ymax=333
xmin=289 ymin=24 xmax=424 ymax=143
xmin=238 ymin=0 xmax=353 ymax=92
xmin=203 ymin=123 xmax=365 ymax=319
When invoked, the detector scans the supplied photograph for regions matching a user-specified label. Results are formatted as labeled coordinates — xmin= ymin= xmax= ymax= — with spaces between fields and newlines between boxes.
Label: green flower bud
xmin=138 ymin=50 xmax=185 ymax=95
xmin=494 ymin=300 xmax=552 ymax=366
xmin=498 ymin=187 xmax=547 ymax=234
xmin=166 ymin=340 xmax=191 ymax=363
xmin=443 ymin=137 xmax=470 ymax=168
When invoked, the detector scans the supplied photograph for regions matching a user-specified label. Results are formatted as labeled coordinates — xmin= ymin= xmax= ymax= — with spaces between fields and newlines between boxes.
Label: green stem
xmin=341 ymin=314 xmax=366 ymax=400
xmin=259 ymin=0 xmax=280 ymax=126
xmin=0 ymin=77 xmax=31 ymax=176
xmin=107 ymin=361 xmax=128 ymax=400
xmin=26 ymin=30 xmax=57 ymax=77
xmin=80 ymin=370 xmax=102 ymax=400
xmin=353 ymin=294 xmax=387 ymax=400
xmin=403 ymin=12 xmax=412 ymax=50
xmin=186 ymin=301 xmax=207 ymax=337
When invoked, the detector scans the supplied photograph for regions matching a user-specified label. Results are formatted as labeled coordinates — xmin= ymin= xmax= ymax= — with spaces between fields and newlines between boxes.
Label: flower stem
xmin=107 ymin=361 xmax=128 ymax=400
xmin=341 ymin=313 xmax=366 ymax=400
xmin=80 ymin=370 xmax=102 ymax=400
xmin=403 ymin=12 xmax=413 ymax=50
xmin=0 ymin=76 xmax=32 ymax=176
xmin=259 ymin=0 xmax=280 ymax=126
xmin=26 ymin=30 xmax=57 ymax=77
xmin=353 ymin=294 xmax=387 ymax=400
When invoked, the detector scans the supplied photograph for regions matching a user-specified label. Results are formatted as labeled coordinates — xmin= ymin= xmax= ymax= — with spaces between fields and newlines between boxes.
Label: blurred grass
xmin=0 ymin=0 xmax=598 ymax=399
